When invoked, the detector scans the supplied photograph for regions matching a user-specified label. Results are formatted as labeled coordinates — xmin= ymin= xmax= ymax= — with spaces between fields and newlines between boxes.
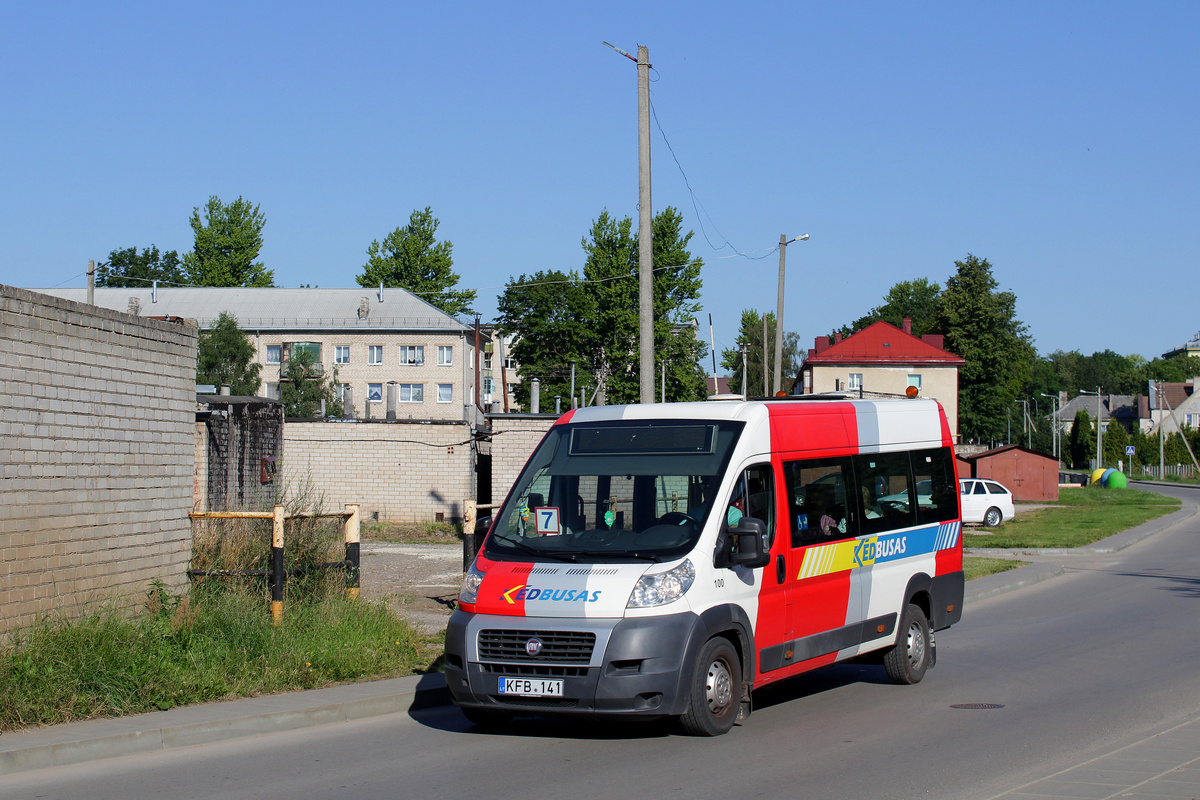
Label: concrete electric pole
xmin=637 ymin=45 xmax=654 ymax=404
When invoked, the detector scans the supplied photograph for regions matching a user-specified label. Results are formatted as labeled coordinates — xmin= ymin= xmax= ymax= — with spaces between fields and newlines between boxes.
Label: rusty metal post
xmin=344 ymin=503 xmax=361 ymax=598
xmin=463 ymin=499 xmax=477 ymax=571
xmin=271 ymin=505 xmax=285 ymax=624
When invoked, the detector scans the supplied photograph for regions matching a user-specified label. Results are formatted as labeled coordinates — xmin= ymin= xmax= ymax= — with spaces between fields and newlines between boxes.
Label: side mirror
xmin=474 ymin=515 xmax=493 ymax=538
xmin=726 ymin=517 xmax=771 ymax=569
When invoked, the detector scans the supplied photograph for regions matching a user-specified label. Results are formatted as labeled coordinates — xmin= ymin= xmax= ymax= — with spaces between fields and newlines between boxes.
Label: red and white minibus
xmin=445 ymin=395 xmax=964 ymax=735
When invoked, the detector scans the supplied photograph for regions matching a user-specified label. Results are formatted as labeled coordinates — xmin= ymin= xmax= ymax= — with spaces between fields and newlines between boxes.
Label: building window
xmin=368 ymin=345 xmax=383 ymax=366
xmin=335 ymin=346 xmax=350 ymax=365
xmin=266 ymin=345 xmax=281 ymax=364
xmin=266 ymin=382 xmax=281 ymax=400
xmin=399 ymin=383 xmax=423 ymax=403
xmin=908 ymin=374 xmax=922 ymax=390
xmin=483 ymin=377 xmax=494 ymax=397
xmin=438 ymin=383 xmax=453 ymax=403
xmin=438 ymin=345 xmax=453 ymax=366
xmin=368 ymin=383 xmax=383 ymax=403
xmin=848 ymin=373 xmax=863 ymax=390
xmin=337 ymin=383 xmax=351 ymax=403
xmin=400 ymin=345 xmax=424 ymax=366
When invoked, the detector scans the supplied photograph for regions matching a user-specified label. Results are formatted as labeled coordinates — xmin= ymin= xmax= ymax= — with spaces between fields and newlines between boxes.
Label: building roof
xmin=36 ymin=287 xmax=471 ymax=332
xmin=957 ymin=443 xmax=1058 ymax=463
xmin=1055 ymin=394 xmax=1138 ymax=424
xmin=1162 ymin=332 xmax=1200 ymax=360
xmin=803 ymin=320 xmax=964 ymax=367
xmin=706 ymin=376 xmax=731 ymax=395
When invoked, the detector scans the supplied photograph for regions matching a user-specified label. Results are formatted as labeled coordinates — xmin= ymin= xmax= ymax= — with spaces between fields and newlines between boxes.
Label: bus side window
xmin=912 ymin=447 xmax=958 ymax=525
xmin=730 ymin=464 xmax=775 ymax=547
xmin=853 ymin=452 xmax=915 ymax=536
xmin=783 ymin=456 xmax=854 ymax=548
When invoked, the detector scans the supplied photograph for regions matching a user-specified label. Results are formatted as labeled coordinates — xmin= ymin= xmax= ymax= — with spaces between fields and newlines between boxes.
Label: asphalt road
xmin=3 ymin=485 xmax=1199 ymax=800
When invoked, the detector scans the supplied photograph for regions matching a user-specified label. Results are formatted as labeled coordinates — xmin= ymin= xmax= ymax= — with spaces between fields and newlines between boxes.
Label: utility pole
xmin=637 ymin=44 xmax=654 ymax=404
xmin=1080 ymin=388 xmax=1102 ymax=469
xmin=603 ymin=40 xmax=654 ymax=403
xmin=762 ymin=314 xmax=769 ymax=397
xmin=1041 ymin=392 xmax=1059 ymax=462
xmin=740 ymin=342 xmax=748 ymax=400
xmin=773 ymin=234 xmax=809 ymax=396
xmin=87 ymin=260 xmax=95 ymax=305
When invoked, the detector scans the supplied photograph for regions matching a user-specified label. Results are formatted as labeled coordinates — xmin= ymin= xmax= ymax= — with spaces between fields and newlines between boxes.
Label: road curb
xmin=0 ymin=673 xmax=449 ymax=777
xmin=964 ymin=561 xmax=1066 ymax=604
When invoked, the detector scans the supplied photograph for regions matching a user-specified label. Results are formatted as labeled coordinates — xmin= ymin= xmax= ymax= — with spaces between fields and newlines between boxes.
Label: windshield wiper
xmin=489 ymin=533 xmax=579 ymax=562
xmin=551 ymin=549 xmax=662 ymax=563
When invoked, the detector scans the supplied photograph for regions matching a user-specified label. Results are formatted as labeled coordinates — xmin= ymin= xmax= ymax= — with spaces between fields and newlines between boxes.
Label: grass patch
xmin=964 ymin=556 xmax=1027 ymax=580
xmin=963 ymin=487 xmax=1180 ymax=549
xmin=0 ymin=586 xmax=439 ymax=732
xmin=363 ymin=521 xmax=461 ymax=544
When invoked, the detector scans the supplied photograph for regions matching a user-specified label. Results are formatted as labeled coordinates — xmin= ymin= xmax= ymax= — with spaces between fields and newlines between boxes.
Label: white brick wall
xmin=487 ymin=415 xmax=556 ymax=510
xmin=281 ymin=420 xmax=476 ymax=523
xmin=0 ymin=286 xmax=198 ymax=635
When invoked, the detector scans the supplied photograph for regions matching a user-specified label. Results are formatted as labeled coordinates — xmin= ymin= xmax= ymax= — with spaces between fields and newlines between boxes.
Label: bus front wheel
xmin=679 ymin=637 xmax=742 ymax=736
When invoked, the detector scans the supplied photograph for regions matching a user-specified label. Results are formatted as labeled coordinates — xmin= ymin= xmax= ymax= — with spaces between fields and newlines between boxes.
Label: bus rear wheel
xmin=679 ymin=638 xmax=742 ymax=736
xmin=883 ymin=604 xmax=930 ymax=685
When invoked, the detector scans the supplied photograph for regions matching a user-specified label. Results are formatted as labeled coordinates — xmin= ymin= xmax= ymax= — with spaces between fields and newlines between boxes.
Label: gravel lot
xmin=359 ymin=543 xmax=462 ymax=634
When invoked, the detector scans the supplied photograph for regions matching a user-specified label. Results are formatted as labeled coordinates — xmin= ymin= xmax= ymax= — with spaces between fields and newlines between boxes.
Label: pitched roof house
xmin=796 ymin=318 xmax=965 ymax=440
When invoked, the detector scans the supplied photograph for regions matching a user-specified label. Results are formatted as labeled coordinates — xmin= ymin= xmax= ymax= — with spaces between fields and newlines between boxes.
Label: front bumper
xmin=444 ymin=609 xmax=701 ymax=718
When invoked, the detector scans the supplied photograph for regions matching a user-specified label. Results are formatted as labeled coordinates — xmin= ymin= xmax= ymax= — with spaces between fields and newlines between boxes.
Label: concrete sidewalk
xmin=3 ymin=491 xmax=1197 ymax=792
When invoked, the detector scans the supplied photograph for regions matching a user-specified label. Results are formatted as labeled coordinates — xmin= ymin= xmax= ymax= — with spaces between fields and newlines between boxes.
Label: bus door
xmin=775 ymin=455 xmax=861 ymax=672
xmin=721 ymin=464 xmax=786 ymax=668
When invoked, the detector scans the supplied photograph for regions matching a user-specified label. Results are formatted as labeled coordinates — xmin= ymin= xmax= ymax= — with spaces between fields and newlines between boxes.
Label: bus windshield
xmin=484 ymin=419 xmax=745 ymax=563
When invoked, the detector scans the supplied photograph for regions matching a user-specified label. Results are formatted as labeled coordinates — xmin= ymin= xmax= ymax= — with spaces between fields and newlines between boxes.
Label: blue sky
xmin=3 ymin=1 xmax=1197 ymax=370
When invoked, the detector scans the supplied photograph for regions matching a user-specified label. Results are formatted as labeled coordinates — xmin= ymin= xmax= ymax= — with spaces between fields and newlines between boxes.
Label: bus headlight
xmin=627 ymin=559 xmax=695 ymax=608
xmin=459 ymin=563 xmax=485 ymax=605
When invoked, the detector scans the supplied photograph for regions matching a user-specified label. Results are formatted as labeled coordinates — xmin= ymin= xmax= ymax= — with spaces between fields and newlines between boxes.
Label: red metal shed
xmin=957 ymin=445 xmax=1060 ymax=502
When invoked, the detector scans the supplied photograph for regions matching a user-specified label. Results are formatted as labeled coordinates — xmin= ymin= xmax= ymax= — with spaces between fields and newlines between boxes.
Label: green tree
xmin=580 ymin=207 xmax=707 ymax=405
xmin=279 ymin=348 xmax=341 ymax=418
xmin=1068 ymin=409 xmax=1094 ymax=469
xmin=196 ymin=312 xmax=262 ymax=395
xmin=183 ymin=196 xmax=273 ymax=287
xmin=497 ymin=269 xmax=596 ymax=409
xmin=357 ymin=207 xmax=476 ymax=316
xmin=935 ymin=255 xmax=1035 ymax=442
xmin=1103 ymin=420 xmax=1131 ymax=468
xmin=1146 ymin=354 xmax=1200 ymax=383
xmin=96 ymin=245 xmax=184 ymax=288
xmin=499 ymin=207 xmax=708 ymax=407
xmin=720 ymin=310 xmax=801 ymax=397
xmin=838 ymin=278 xmax=943 ymax=338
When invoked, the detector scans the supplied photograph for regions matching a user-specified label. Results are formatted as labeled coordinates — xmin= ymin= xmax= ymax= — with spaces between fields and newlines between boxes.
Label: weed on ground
xmin=0 ymin=585 xmax=435 ymax=732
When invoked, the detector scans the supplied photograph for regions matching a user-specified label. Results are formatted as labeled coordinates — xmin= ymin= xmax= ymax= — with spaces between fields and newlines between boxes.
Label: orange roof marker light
xmin=906 ymin=385 xmax=920 ymax=398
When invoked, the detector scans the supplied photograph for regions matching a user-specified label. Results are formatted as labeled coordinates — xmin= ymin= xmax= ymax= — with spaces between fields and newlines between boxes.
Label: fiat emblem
xmin=525 ymin=637 xmax=544 ymax=657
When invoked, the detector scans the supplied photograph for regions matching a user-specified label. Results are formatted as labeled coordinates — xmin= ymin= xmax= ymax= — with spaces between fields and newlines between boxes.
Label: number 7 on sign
xmin=535 ymin=507 xmax=561 ymax=535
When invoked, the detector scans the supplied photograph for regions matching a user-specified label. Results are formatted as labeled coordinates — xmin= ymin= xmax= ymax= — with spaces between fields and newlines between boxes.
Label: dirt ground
xmin=358 ymin=542 xmax=463 ymax=634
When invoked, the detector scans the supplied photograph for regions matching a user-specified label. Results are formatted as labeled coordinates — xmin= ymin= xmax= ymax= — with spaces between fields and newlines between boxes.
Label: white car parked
xmin=959 ymin=478 xmax=1016 ymax=527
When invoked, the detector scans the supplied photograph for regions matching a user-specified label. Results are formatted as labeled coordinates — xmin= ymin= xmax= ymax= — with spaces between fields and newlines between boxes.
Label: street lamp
xmin=1040 ymin=393 xmax=1060 ymax=463
xmin=1079 ymin=388 xmax=1103 ymax=470
xmin=773 ymin=233 xmax=809 ymax=396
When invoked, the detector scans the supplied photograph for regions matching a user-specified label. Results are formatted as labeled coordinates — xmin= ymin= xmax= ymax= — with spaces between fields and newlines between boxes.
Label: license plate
xmin=498 ymin=677 xmax=563 ymax=697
